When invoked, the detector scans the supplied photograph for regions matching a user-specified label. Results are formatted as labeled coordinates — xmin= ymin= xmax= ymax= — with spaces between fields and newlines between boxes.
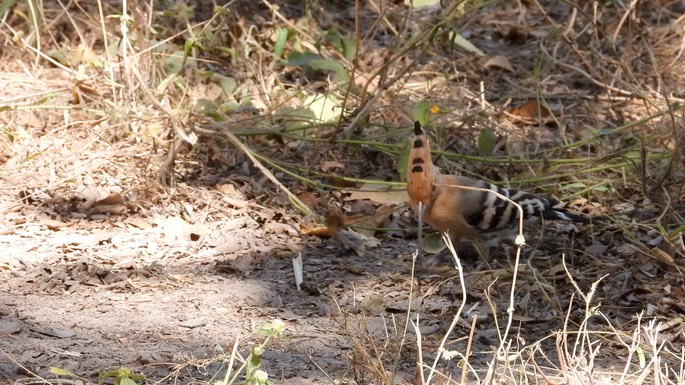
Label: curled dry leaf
xmin=299 ymin=223 xmax=333 ymax=237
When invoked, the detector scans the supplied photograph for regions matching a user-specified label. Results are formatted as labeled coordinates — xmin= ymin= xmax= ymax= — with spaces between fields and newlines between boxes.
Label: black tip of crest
xmin=414 ymin=121 xmax=424 ymax=136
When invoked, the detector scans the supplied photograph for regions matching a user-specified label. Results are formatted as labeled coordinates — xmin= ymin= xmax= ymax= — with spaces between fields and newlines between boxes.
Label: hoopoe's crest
xmin=406 ymin=121 xmax=590 ymax=250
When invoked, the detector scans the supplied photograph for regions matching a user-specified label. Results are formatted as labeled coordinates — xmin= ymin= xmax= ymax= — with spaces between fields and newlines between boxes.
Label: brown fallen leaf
xmin=95 ymin=193 xmax=124 ymax=206
xmin=507 ymin=100 xmax=551 ymax=122
xmin=125 ymin=217 xmax=152 ymax=230
xmin=484 ymin=55 xmax=514 ymax=72
xmin=320 ymin=160 xmax=345 ymax=172
xmin=296 ymin=191 xmax=319 ymax=210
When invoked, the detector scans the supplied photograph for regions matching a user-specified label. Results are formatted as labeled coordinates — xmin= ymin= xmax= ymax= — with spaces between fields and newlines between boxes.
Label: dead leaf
xmin=297 ymin=191 xmax=319 ymax=209
xmin=320 ymin=160 xmax=345 ymax=172
xmin=125 ymin=217 xmax=152 ymax=230
xmin=95 ymin=193 xmax=124 ymax=206
xmin=484 ymin=55 xmax=514 ymax=72
xmin=299 ymin=223 xmax=333 ymax=237
xmin=219 ymin=183 xmax=243 ymax=198
xmin=507 ymin=100 xmax=551 ymax=121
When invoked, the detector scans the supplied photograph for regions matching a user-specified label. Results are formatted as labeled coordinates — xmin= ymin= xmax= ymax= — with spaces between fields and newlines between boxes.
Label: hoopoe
xmin=406 ymin=121 xmax=591 ymax=257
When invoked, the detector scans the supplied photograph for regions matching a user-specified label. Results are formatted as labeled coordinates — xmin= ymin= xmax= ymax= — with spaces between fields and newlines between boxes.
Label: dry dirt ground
xmin=1 ymin=1 xmax=685 ymax=384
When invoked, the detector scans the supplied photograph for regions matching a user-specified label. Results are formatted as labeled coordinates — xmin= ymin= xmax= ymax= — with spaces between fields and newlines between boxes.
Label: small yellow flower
xmin=430 ymin=105 xmax=440 ymax=114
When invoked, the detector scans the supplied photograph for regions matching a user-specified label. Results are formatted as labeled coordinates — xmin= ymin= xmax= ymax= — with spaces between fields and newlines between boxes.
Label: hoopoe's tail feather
xmin=406 ymin=121 xmax=437 ymax=206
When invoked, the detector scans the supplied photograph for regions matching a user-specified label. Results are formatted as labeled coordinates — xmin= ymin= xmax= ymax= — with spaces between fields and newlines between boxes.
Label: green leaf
xmin=286 ymin=52 xmax=349 ymax=83
xmin=478 ymin=127 xmax=497 ymax=155
xmin=119 ymin=378 xmax=137 ymax=385
xmin=412 ymin=101 xmax=430 ymax=127
xmin=163 ymin=50 xmax=186 ymax=75
xmin=326 ymin=28 xmax=357 ymax=61
xmin=286 ymin=51 xmax=321 ymax=66
xmin=274 ymin=28 xmax=289 ymax=59
xmin=309 ymin=58 xmax=348 ymax=83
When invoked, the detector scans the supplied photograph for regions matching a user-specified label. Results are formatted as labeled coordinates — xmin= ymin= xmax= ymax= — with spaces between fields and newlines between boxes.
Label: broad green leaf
xmin=412 ymin=101 xmax=430 ymax=126
xmin=286 ymin=52 xmax=349 ymax=83
xmin=478 ymin=127 xmax=497 ymax=155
